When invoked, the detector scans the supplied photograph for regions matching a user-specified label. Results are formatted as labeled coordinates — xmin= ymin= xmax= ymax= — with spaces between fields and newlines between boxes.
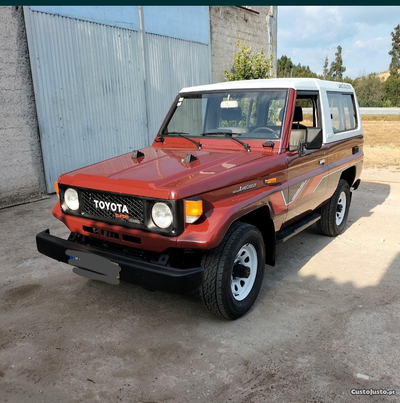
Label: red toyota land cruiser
xmin=37 ymin=78 xmax=363 ymax=319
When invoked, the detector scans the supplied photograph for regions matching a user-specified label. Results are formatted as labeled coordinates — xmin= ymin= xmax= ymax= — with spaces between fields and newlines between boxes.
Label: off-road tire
xmin=199 ymin=221 xmax=265 ymax=320
xmin=317 ymin=179 xmax=351 ymax=237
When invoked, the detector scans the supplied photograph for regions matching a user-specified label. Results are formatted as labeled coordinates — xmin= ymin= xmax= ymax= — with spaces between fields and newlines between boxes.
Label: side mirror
xmin=305 ymin=128 xmax=322 ymax=150
xmin=289 ymin=128 xmax=323 ymax=155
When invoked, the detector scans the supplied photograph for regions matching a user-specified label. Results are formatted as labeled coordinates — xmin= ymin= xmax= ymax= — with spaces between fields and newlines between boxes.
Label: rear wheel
xmin=317 ymin=179 xmax=351 ymax=236
xmin=200 ymin=222 xmax=265 ymax=319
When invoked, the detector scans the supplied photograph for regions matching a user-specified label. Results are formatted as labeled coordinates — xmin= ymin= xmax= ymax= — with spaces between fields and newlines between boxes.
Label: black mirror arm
xmin=299 ymin=140 xmax=306 ymax=156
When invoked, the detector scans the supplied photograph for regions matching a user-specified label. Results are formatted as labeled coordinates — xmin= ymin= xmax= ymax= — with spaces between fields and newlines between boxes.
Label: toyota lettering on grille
xmin=93 ymin=199 xmax=129 ymax=219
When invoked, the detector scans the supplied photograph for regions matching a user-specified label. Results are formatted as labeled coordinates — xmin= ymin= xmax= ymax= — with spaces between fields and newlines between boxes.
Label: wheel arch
xmin=340 ymin=166 xmax=356 ymax=187
xmin=235 ymin=205 xmax=276 ymax=266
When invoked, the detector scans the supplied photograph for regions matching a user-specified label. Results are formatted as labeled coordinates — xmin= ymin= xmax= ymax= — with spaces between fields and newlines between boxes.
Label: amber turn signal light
xmin=54 ymin=181 xmax=59 ymax=198
xmin=184 ymin=199 xmax=203 ymax=224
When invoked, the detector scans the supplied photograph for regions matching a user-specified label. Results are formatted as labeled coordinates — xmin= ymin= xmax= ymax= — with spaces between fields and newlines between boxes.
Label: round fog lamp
xmin=152 ymin=202 xmax=173 ymax=229
xmin=64 ymin=188 xmax=79 ymax=211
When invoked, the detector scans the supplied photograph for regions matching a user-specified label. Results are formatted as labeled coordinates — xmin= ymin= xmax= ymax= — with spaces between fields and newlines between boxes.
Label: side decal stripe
xmin=281 ymin=180 xmax=307 ymax=206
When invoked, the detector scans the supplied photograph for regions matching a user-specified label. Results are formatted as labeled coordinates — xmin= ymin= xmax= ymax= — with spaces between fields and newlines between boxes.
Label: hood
xmin=60 ymin=146 xmax=266 ymax=199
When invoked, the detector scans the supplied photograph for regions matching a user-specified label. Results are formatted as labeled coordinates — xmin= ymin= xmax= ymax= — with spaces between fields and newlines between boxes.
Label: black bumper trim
xmin=36 ymin=229 xmax=203 ymax=295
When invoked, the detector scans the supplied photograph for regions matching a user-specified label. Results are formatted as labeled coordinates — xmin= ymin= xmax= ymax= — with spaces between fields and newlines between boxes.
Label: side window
xmin=288 ymin=93 xmax=320 ymax=152
xmin=343 ymin=94 xmax=357 ymax=130
xmin=295 ymin=97 xmax=319 ymax=128
xmin=293 ymin=91 xmax=321 ymax=129
xmin=327 ymin=93 xmax=341 ymax=132
xmin=327 ymin=92 xmax=357 ymax=133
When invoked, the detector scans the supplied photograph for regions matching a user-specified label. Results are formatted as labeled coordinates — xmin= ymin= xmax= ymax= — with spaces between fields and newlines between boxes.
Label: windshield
xmin=162 ymin=90 xmax=288 ymax=140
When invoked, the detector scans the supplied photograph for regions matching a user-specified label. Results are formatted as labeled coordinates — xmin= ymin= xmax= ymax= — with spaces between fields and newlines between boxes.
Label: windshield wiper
xmin=201 ymin=132 xmax=250 ymax=152
xmin=201 ymin=131 xmax=241 ymax=136
xmin=161 ymin=131 xmax=202 ymax=149
xmin=227 ymin=135 xmax=251 ymax=152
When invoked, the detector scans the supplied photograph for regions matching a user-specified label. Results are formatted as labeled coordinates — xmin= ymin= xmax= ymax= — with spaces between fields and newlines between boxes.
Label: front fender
xmin=176 ymin=184 xmax=287 ymax=250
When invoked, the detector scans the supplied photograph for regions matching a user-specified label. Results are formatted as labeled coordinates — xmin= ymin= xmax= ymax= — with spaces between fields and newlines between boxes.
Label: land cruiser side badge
xmin=233 ymin=183 xmax=257 ymax=194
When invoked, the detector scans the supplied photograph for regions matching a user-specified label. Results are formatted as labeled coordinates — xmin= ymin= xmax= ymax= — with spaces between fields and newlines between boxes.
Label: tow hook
xmin=233 ymin=262 xmax=251 ymax=279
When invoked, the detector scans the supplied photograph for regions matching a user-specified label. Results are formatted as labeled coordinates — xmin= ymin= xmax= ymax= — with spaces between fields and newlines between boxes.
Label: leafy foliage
xmin=329 ymin=46 xmax=346 ymax=81
xmin=322 ymin=57 xmax=329 ymax=79
xmin=277 ymin=55 xmax=317 ymax=78
xmin=389 ymin=24 xmax=400 ymax=77
xmin=383 ymin=24 xmax=400 ymax=106
xmin=384 ymin=75 xmax=400 ymax=106
xmin=223 ymin=41 xmax=273 ymax=81
xmin=352 ymin=75 xmax=388 ymax=107
xmin=277 ymin=55 xmax=293 ymax=77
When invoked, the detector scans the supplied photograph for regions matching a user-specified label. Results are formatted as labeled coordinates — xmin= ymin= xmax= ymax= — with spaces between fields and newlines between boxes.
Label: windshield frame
xmin=158 ymin=88 xmax=290 ymax=143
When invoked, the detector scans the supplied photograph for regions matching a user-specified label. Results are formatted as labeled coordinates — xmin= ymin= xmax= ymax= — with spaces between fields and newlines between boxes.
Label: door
xmin=285 ymin=92 xmax=328 ymax=223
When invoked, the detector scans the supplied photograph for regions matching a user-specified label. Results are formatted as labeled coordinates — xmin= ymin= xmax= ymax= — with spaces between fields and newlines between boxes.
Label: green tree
xmin=277 ymin=55 xmax=294 ymax=77
xmin=223 ymin=40 xmax=273 ymax=81
xmin=329 ymin=45 xmax=346 ymax=81
xmin=277 ymin=55 xmax=317 ymax=78
xmin=353 ymin=74 xmax=387 ymax=107
xmin=389 ymin=24 xmax=400 ymax=77
xmin=323 ymin=56 xmax=329 ymax=79
xmin=292 ymin=63 xmax=318 ymax=78
xmin=343 ymin=76 xmax=355 ymax=85
xmin=384 ymin=25 xmax=400 ymax=105
xmin=384 ymin=75 xmax=400 ymax=106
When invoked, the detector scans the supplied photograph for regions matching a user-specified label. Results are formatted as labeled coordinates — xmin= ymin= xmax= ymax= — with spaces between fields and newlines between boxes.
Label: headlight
xmin=152 ymin=202 xmax=173 ymax=229
xmin=64 ymin=188 xmax=79 ymax=211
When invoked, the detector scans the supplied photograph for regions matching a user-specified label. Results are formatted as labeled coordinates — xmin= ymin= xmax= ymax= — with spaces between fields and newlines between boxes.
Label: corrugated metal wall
xmin=24 ymin=7 xmax=211 ymax=192
xmin=144 ymin=34 xmax=210 ymax=139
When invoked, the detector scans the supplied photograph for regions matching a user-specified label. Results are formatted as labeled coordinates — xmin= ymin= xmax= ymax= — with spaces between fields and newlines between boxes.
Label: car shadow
xmin=261 ymin=180 xmax=391 ymax=295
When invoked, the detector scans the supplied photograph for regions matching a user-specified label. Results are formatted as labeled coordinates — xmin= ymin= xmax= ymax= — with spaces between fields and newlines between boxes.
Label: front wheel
xmin=199 ymin=222 xmax=265 ymax=320
xmin=317 ymin=179 xmax=351 ymax=236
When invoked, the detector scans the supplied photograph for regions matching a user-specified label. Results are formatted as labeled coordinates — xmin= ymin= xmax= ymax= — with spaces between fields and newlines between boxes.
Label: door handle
xmin=319 ymin=158 xmax=325 ymax=166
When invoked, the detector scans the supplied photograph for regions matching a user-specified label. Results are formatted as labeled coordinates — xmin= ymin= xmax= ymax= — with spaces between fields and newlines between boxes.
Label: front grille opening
xmin=122 ymin=234 xmax=141 ymax=244
xmin=101 ymin=230 xmax=119 ymax=239
xmin=80 ymin=190 xmax=144 ymax=225
xmin=83 ymin=226 xmax=98 ymax=234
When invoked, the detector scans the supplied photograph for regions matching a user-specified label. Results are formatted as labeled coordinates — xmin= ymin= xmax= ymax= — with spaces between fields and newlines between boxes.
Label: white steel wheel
xmin=336 ymin=191 xmax=347 ymax=226
xmin=317 ymin=179 xmax=351 ymax=237
xmin=231 ymin=243 xmax=257 ymax=301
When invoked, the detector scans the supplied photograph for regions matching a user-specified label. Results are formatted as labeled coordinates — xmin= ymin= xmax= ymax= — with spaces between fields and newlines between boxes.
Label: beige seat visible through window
xmin=292 ymin=106 xmax=307 ymax=130
xmin=289 ymin=129 xmax=306 ymax=152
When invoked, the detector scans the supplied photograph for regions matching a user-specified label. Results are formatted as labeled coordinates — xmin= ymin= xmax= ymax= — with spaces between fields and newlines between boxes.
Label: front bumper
xmin=36 ymin=229 xmax=203 ymax=294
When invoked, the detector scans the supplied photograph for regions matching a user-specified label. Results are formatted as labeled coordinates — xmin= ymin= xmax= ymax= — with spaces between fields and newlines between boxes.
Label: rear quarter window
xmin=327 ymin=92 xmax=358 ymax=133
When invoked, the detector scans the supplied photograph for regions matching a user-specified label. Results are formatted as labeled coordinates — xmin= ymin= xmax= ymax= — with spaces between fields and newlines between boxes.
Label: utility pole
xmin=266 ymin=6 xmax=277 ymax=77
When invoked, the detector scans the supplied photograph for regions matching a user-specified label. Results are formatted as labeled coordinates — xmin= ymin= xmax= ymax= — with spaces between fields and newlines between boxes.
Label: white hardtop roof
xmin=180 ymin=78 xmax=354 ymax=94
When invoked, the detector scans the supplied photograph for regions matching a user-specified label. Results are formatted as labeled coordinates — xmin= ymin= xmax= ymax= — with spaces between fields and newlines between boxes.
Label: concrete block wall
xmin=0 ymin=6 xmax=45 ymax=208
xmin=210 ymin=6 xmax=276 ymax=83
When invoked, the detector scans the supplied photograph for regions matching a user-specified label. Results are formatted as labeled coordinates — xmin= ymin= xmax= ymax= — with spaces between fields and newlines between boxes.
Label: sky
xmin=277 ymin=6 xmax=400 ymax=79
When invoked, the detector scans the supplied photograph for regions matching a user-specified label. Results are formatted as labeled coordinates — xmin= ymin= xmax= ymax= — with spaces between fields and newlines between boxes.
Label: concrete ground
xmin=0 ymin=167 xmax=399 ymax=402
